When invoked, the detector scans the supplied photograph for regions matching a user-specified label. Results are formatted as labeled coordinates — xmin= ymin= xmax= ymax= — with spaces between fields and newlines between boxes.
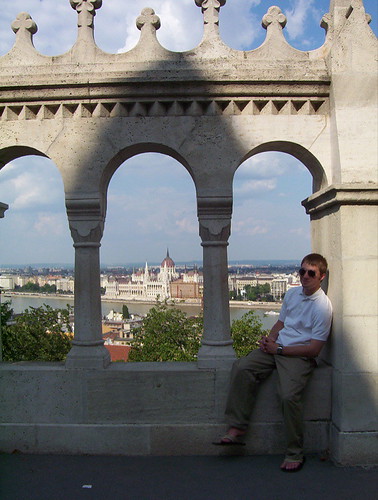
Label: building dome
xmin=161 ymin=249 xmax=175 ymax=268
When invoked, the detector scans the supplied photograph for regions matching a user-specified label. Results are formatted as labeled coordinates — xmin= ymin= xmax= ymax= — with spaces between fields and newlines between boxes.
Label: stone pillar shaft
xmin=72 ymin=242 xmax=103 ymax=345
xmin=197 ymin=196 xmax=236 ymax=368
xmin=65 ymin=196 xmax=110 ymax=369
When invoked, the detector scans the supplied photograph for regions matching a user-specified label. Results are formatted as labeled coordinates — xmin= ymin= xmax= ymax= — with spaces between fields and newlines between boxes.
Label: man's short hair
xmin=301 ymin=253 xmax=328 ymax=275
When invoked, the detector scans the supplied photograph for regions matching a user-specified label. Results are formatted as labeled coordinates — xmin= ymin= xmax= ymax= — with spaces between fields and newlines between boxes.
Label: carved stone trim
xmin=302 ymin=184 xmax=378 ymax=215
xmin=0 ymin=98 xmax=329 ymax=120
xmin=73 ymin=241 xmax=101 ymax=248
xmin=201 ymin=241 xmax=229 ymax=247
xmin=201 ymin=339 xmax=233 ymax=346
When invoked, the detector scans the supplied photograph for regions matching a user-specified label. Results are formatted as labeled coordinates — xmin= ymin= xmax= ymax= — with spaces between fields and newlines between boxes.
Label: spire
xmin=11 ymin=12 xmax=38 ymax=53
xmin=261 ymin=6 xmax=287 ymax=44
xmin=136 ymin=7 xmax=161 ymax=42
xmin=70 ymin=0 xmax=102 ymax=54
xmin=195 ymin=0 xmax=226 ymax=41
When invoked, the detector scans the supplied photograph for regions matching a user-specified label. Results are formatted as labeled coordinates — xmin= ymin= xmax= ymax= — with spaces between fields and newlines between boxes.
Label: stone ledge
xmin=0 ymin=362 xmax=331 ymax=455
xmin=0 ymin=422 xmax=329 ymax=456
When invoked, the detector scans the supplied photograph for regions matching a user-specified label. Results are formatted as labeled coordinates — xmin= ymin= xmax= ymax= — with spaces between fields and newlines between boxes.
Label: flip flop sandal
xmin=212 ymin=433 xmax=246 ymax=446
xmin=281 ymin=457 xmax=306 ymax=472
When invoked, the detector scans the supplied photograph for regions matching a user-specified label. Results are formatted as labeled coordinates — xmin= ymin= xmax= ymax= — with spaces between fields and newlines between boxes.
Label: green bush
xmin=129 ymin=301 xmax=202 ymax=362
xmin=231 ymin=310 xmax=268 ymax=357
xmin=1 ymin=303 xmax=73 ymax=362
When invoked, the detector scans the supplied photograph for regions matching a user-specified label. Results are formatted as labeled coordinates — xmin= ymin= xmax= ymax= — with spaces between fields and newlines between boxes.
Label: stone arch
xmin=100 ymin=143 xmax=196 ymax=214
xmin=0 ymin=146 xmax=72 ymax=263
xmin=0 ymin=145 xmax=48 ymax=169
xmin=237 ymin=141 xmax=328 ymax=193
xmin=100 ymin=147 xmax=199 ymax=264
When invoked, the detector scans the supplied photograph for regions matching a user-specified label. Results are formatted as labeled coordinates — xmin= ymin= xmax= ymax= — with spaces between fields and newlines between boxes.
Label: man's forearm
xmin=268 ymin=320 xmax=284 ymax=341
xmin=263 ymin=338 xmax=326 ymax=358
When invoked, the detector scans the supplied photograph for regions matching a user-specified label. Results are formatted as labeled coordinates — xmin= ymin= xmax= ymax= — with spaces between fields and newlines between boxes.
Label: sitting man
xmin=214 ymin=253 xmax=333 ymax=472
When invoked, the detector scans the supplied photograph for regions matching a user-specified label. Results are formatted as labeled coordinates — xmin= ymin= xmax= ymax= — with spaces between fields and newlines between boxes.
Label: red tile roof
xmin=105 ymin=345 xmax=131 ymax=362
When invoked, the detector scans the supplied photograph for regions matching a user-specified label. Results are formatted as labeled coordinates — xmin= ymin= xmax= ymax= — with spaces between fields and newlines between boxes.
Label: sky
xmin=0 ymin=0 xmax=377 ymax=266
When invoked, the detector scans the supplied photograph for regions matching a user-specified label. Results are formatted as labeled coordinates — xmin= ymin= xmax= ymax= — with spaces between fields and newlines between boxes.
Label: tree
xmin=122 ymin=304 xmax=130 ymax=320
xmin=244 ymin=284 xmax=272 ymax=302
xmin=1 ymin=303 xmax=73 ymax=362
xmin=0 ymin=300 xmax=13 ymax=327
xmin=128 ymin=301 xmax=202 ymax=362
xmin=230 ymin=310 xmax=268 ymax=358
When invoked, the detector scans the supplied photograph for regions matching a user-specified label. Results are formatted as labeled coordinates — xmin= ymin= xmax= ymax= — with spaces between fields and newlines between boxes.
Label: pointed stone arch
xmin=242 ymin=141 xmax=328 ymax=193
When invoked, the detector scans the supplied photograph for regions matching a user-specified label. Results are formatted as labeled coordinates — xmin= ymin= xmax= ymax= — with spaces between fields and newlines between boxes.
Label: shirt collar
xmin=300 ymin=287 xmax=323 ymax=300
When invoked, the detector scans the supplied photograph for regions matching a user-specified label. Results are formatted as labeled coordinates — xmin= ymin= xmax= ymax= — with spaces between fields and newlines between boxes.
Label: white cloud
xmin=175 ymin=217 xmax=198 ymax=234
xmin=219 ymin=0 xmax=263 ymax=50
xmin=113 ymin=0 xmax=203 ymax=53
xmin=237 ymin=154 xmax=285 ymax=179
xmin=285 ymin=0 xmax=315 ymax=40
xmin=232 ymin=217 xmax=269 ymax=236
xmin=234 ymin=178 xmax=277 ymax=196
xmin=34 ymin=213 xmax=67 ymax=236
xmin=0 ymin=158 xmax=64 ymax=212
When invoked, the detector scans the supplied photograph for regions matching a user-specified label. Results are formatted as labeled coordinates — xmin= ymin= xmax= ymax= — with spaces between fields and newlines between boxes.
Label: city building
xmin=104 ymin=250 xmax=179 ymax=301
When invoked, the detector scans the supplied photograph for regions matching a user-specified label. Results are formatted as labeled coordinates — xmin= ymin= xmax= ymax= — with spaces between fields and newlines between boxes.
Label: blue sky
xmin=0 ymin=0 xmax=377 ymax=266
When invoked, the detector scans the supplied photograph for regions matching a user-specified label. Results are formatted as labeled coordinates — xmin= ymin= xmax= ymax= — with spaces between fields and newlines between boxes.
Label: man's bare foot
xmin=212 ymin=427 xmax=247 ymax=446
xmin=227 ymin=427 xmax=246 ymax=438
xmin=280 ymin=458 xmax=305 ymax=472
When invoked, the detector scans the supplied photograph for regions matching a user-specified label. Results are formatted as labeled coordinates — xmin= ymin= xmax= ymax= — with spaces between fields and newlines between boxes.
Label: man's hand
xmin=259 ymin=336 xmax=278 ymax=355
xmin=259 ymin=336 xmax=326 ymax=358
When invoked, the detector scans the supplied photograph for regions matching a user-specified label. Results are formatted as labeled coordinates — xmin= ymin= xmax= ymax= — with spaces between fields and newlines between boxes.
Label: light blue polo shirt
xmin=277 ymin=286 xmax=332 ymax=347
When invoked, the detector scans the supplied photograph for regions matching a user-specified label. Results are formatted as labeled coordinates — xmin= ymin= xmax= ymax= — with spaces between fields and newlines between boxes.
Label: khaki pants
xmin=225 ymin=349 xmax=316 ymax=462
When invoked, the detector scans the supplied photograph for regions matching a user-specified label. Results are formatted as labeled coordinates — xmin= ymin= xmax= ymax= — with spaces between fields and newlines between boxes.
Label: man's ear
xmin=320 ymin=273 xmax=326 ymax=282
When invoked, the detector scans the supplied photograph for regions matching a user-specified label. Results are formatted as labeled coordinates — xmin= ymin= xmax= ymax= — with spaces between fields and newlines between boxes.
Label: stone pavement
xmin=0 ymin=453 xmax=377 ymax=500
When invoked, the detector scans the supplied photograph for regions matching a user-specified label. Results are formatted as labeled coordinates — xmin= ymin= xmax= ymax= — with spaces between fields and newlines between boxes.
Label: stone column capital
xmin=66 ymin=195 xmax=104 ymax=244
xmin=198 ymin=196 xmax=232 ymax=244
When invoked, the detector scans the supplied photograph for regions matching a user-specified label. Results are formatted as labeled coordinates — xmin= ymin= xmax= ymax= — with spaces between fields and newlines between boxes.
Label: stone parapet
xmin=0 ymin=361 xmax=331 ymax=458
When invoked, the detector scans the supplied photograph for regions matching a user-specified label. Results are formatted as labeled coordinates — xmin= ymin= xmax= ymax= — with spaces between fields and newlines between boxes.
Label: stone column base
xmin=197 ymin=343 xmax=236 ymax=369
xmin=330 ymin=424 xmax=378 ymax=466
xmin=65 ymin=344 xmax=111 ymax=369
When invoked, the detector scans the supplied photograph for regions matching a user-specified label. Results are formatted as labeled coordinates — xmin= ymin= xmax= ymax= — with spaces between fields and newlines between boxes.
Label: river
xmin=3 ymin=294 xmax=281 ymax=331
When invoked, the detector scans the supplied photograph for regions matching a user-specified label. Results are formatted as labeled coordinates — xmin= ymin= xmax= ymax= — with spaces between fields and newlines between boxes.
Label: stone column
xmin=197 ymin=196 xmax=236 ymax=368
xmin=303 ymin=185 xmax=378 ymax=465
xmin=65 ymin=196 xmax=110 ymax=369
xmin=0 ymin=202 xmax=9 ymax=218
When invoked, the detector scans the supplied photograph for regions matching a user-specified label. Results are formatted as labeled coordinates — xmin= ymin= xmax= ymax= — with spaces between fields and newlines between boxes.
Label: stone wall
xmin=0 ymin=361 xmax=332 ymax=458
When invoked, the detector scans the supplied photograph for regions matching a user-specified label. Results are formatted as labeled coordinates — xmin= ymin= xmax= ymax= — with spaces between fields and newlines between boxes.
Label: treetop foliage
xmin=128 ymin=300 xmax=202 ymax=362
xmin=1 ymin=302 xmax=73 ymax=362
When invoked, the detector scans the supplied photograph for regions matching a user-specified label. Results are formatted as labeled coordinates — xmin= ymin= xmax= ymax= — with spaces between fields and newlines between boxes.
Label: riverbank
xmin=3 ymin=292 xmax=281 ymax=311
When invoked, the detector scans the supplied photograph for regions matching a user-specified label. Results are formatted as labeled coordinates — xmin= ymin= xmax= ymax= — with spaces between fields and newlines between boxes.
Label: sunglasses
xmin=299 ymin=268 xmax=316 ymax=278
